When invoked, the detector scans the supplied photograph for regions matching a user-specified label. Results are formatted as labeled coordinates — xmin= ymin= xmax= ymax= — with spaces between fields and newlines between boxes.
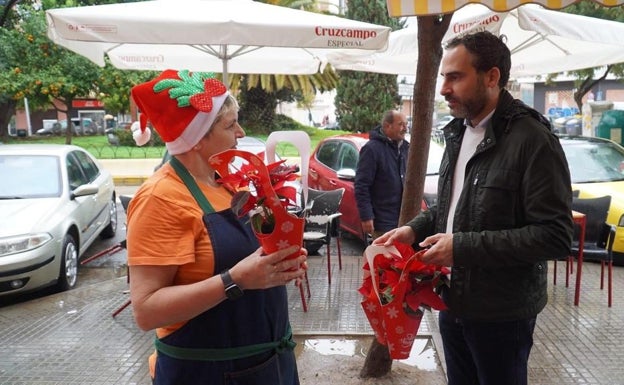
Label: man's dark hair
xmin=445 ymin=31 xmax=511 ymax=88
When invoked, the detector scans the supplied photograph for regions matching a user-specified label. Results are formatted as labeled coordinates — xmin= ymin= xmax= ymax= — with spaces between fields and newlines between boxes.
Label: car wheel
xmin=100 ymin=196 xmax=118 ymax=239
xmin=57 ymin=234 xmax=78 ymax=291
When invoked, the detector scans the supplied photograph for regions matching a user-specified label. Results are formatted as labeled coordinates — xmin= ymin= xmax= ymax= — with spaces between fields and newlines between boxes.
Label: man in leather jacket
xmin=375 ymin=31 xmax=574 ymax=385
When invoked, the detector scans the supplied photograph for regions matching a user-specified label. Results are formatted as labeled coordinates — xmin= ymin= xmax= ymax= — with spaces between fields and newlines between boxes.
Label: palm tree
xmin=232 ymin=0 xmax=340 ymax=133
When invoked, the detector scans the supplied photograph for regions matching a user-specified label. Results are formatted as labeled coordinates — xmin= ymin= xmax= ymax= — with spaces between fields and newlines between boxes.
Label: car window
xmin=338 ymin=143 xmax=358 ymax=170
xmin=0 ymin=155 xmax=61 ymax=198
xmin=67 ymin=154 xmax=89 ymax=190
xmin=316 ymin=140 xmax=341 ymax=170
xmin=71 ymin=150 xmax=100 ymax=182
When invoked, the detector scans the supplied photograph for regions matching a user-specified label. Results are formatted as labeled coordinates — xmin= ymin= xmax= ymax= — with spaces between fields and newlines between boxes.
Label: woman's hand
xmin=130 ymin=245 xmax=307 ymax=331
xmin=230 ymin=245 xmax=308 ymax=290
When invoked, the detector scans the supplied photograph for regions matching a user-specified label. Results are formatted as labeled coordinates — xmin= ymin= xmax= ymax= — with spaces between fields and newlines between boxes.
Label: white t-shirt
xmin=445 ymin=111 xmax=494 ymax=233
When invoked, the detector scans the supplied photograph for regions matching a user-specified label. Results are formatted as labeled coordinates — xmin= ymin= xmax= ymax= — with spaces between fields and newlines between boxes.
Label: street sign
xmin=398 ymin=83 xmax=414 ymax=97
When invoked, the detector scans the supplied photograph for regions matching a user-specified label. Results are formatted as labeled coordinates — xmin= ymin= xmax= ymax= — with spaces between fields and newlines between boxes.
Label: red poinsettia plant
xmin=217 ymin=155 xmax=300 ymax=234
xmin=209 ymin=149 xmax=305 ymax=263
xmin=359 ymin=242 xmax=449 ymax=359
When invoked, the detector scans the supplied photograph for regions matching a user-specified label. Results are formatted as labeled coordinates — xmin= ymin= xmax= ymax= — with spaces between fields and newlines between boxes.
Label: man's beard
xmin=448 ymin=78 xmax=488 ymax=122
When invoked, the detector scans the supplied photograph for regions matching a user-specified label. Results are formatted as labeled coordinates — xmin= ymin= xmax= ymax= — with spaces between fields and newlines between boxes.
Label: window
xmin=0 ymin=155 xmax=61 ymax=198
xmin=71 ymin=151 xmax=100 ymax=182
xmin=339 ymin=143 xmax=359 ymax=170
xmin=316 ymin=140 xmax=341 ymax=170
xmin=67 ymin=155 xmax=88 ymax=190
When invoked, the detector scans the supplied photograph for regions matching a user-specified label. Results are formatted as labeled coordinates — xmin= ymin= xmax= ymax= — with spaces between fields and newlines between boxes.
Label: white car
xmin=435 ymin=115 xmax=455 ymax=129
xmin=0 ymin=144 xmax=117 ymax=296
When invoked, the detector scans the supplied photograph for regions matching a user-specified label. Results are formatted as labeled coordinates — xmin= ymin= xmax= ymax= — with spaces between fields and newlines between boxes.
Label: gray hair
xmin=213 ymin=94 xmax=239 ymax=127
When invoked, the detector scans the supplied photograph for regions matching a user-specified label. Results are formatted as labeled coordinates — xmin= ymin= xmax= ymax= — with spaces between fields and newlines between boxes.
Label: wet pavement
xmin=3 ymin=165 xmax=624 ymax=384
xmin=0 ymin=232 xmax=446 ymax=385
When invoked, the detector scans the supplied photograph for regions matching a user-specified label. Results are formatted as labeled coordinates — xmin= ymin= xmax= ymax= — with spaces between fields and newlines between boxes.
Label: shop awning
xmin=387 ymin=0 xmax=624 ymax=17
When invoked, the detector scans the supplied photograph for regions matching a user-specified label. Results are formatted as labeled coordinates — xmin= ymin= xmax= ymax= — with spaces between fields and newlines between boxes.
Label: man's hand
xmin=361 ymin=219 xmax=374 ymax=235
xmin=419 ymin=233 xmax=454 ymax=266
xmin=373 ymin=226 xmax=415 ymax=246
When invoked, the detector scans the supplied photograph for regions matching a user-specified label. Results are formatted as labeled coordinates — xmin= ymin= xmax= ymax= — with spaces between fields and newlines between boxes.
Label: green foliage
xmin=0 ymin=3 xmax=103 ymax=144
xmin=239 ymin=85 xmax=279 ymax=135
xmin=111 ymin=128 xmax=164 ymax=147
xmin=564 ymin=0 xmax=624 ymax=21
xmin=336 ymin=72 xmax=402 ymax=132
xmin=98 ymin=64 xmax=157 ymax=116
xmin=0 ymin=9 xmax=99 ymax=108
xmin=273 ymin=113 xmax=316 ymax=134
xmin=334 ymin=0 xmax=403 ymax=133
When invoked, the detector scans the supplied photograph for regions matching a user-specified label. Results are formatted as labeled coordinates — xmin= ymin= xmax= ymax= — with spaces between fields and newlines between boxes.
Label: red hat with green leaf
xmin=130 ymin=69 xmax=228 ymax=155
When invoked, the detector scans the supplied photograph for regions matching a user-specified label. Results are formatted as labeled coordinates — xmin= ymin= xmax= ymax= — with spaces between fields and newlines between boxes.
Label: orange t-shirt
xmin=126 ymin=162 xmax=233 ymax=375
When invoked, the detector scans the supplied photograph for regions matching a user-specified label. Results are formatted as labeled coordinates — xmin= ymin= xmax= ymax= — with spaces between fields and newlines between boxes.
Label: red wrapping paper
xmin=209 ymin=149 xmax=303 ymax=259
xmin=359 ymin=243 xmax=449 ymax=359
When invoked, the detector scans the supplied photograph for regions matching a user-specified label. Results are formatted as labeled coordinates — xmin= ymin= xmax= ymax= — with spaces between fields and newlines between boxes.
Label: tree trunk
xmin=62 ymin=98 xmax=74 ymax=145
xmin=400 ymin=15 xmax=451 ymax=225
xmin=0 ymin=99 xmax=16 ymax=142
xmin=573 ymin=66 xmax=611 ymax=112
xmin=359 ymin=14 xmax=452 ymax=379
xmin=359 ymin=339 xmax=392 ymax=378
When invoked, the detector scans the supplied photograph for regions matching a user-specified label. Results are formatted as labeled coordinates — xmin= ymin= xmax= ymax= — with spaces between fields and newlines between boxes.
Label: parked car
xmin=308 ymin=133 xmax=444 ymax=241
xmin=324 ymin=121 xmax=341 ymax=131
xmin=36 ymin=119 xmax=78 ymax=136
xmin=434 ymin=115 xmax=454 ymax=130
xmin=559 ymin=135 xmax=624 ymax=265
xmin=71 ymin=118 xmax=99 ymax=135
xmin=154 ymin=136 xmax=280 ymax=172
xmin=35 ymin=118 xmax=98 ymax=136
xmin=0 ymin=144 xmax=117 ymax=297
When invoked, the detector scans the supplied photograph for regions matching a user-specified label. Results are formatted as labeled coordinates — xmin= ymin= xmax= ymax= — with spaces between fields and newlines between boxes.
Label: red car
xmin=308 ymin=133 xmax=444 ymax=241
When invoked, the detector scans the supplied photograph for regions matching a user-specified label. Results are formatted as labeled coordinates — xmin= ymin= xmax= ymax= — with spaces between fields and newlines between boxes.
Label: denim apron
xmin=151 ymin=157 xmax=299 ymax=385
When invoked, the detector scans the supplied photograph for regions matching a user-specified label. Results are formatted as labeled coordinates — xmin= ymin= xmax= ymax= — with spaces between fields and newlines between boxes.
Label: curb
xmin=113 ymin=176 xmax=148 ymax=186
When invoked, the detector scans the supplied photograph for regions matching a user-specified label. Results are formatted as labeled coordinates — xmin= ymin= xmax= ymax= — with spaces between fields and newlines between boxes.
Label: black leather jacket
xmin=406 ymin=90 xmax=574 ymax=321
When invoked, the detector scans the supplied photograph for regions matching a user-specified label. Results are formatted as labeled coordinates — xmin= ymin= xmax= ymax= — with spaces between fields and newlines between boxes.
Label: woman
xmin=126 ymin=69 xmax=307 ymax=385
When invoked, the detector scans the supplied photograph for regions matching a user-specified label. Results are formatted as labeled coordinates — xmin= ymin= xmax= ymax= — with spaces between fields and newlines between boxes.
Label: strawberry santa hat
xmin=130 ymin=69 xmax=229 ymax=155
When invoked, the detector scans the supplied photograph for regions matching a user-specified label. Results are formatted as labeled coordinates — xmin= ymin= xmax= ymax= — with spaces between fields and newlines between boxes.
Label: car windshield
xmin=0 ymin=155 xmax=62 ymax=198
xmin=562 ymin=140 xmax=624 ymax=183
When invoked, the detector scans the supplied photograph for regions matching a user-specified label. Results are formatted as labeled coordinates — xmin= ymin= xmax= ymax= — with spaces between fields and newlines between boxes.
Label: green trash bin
xmin=595 ymin=110 xmax=624 ymax=146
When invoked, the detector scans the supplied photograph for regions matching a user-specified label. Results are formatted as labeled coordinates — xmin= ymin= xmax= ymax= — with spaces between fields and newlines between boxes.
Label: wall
xmin=533 ymin=79 xmax=624 ymax=116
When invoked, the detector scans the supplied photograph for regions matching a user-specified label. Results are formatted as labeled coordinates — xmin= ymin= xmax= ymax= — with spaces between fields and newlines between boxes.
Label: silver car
xmin=0 ymin=144 xmax=117 ymax=296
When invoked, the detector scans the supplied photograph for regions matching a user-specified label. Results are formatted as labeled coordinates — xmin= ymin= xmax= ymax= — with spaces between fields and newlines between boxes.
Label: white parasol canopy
xmin=327 ymin=5 xmax=624 ymax=78
xmin=46 ymin=0 xmax=391 ymax=84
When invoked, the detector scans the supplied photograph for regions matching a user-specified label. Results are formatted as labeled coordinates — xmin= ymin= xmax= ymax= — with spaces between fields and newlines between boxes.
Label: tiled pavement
xmin=1 ymin=237 xmax=624 ymax=384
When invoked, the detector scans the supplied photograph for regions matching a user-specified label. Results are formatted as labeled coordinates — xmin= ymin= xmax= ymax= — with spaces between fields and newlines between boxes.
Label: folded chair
xmin=303 ymin=188 xmax=345 ymax=285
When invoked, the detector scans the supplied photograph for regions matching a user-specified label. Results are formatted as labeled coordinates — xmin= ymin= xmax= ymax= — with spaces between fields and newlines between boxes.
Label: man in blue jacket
xmin=355 ymin=110 xmax=409 ymax=239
